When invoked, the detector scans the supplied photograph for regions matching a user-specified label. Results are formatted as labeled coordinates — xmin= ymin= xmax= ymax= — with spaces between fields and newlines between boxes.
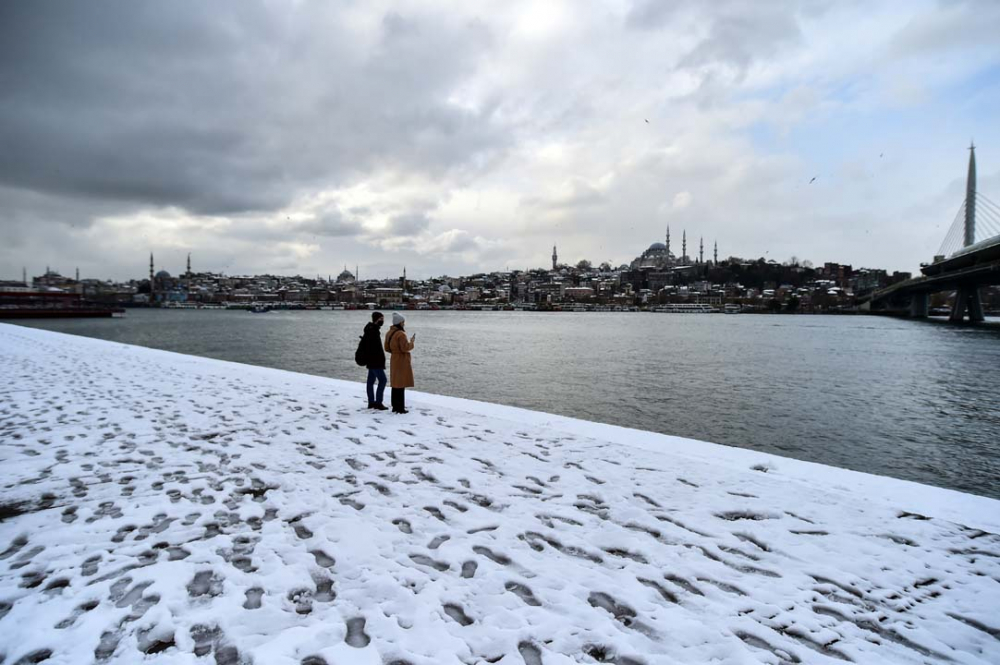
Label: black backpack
xmin=354 ymin=335 xmax=367 ymax=366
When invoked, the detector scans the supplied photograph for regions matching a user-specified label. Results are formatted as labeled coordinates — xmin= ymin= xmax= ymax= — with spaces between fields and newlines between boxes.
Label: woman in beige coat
xmin=384 ymin=312 xmax=415 ymax=414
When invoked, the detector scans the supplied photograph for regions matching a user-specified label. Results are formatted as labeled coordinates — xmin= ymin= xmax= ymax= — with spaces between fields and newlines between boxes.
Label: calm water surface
xmin=16 ymin=310 xmax=1000 ymax=499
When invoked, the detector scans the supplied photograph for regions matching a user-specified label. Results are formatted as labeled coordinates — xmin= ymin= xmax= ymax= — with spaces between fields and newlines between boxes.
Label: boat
xmin=250 ymin=303 xmax=270 ymax=313
xmin=0 ymin=291 xmax=124 ymax=319
xmin=654 ymin=303 xmax=718 ymax=313
xmin=724 ymin=304 xmax=742 ymax=314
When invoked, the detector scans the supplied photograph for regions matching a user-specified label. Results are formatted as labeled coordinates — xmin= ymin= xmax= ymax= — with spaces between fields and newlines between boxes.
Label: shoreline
xmin=8 ymin=322 xmax=1000 ymax=519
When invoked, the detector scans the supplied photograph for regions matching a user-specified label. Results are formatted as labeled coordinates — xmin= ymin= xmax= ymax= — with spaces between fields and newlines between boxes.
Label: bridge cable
xmin=939 ymin=204 xmax=965 ymax=256
xmin=937 ymin=199 xmax=967 ymax=257
xmin=978 ymin=191 xmax=1000 ymax=213
xmin=974 ymin=192 xmax=1000 ymax=220
xmin=974 ymin=193 xmax=1000 ymax=230
xmin=975 ymin=203 xmax=1000 ymax=229
xmin=973 ymin=192 xmax=1000 ymax=238
xmin=972 ymin=207 xmax=1000 ymax=241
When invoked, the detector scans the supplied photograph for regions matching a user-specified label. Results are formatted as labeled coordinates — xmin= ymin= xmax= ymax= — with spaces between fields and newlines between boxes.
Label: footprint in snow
xmin=345 ymin=616 xmax=371 ymax=647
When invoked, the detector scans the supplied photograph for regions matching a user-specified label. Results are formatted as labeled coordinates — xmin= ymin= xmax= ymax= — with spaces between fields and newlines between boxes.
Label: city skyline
xmin=1 ymin=1 xmax=999 ymax=281
xmin=10 ymin=230 xmax=849 ymax=285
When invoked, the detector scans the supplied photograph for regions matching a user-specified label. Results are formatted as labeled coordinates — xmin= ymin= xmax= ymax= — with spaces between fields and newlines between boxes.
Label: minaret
xmin=965 ymin=142 xmax=976 ymax=247
xmin=682 ymin=231 xmax=687 ymax=262
xmin=403 ymin=266 xmax=407 ymax=292
xmin=713 ymin=241 xmax=718 ymax=265
xmin=666 ymin=226 xmax=671 ymax=258
xmin=149 ymin=253 xmax=155 ymax=302
xmin=699 ymin=237 xmax=704 ymax=264
xmin=75 ymin=267 xmax=79 ymax=281
xmin=552 ymin=245 xmax=558 ymax=270
xmin=356 ymin=265 xmax=359 ymax=282
xmin=22 ymin=267 xmax=27 ymax=286
xmin=187 ymin=253 xmax=192 ymax=276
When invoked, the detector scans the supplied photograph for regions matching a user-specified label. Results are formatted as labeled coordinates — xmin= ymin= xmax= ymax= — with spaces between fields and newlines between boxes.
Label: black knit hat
xmin=372 ymin=311 xmax=384 ymax=322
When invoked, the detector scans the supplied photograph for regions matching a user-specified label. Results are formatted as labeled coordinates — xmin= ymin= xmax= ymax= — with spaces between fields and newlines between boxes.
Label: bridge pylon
xmin=950 ymin=288 xmax=985 ymax=323
xmin=950 ymin=143 xmax=985 ymax=323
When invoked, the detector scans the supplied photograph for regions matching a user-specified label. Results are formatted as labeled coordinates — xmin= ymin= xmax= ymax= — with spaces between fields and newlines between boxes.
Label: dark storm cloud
xmin=678 ymin=7 xmax=803 ymax=72
xmin=625 ymin=0 xmax=816 ymax=71
xmin=0 ymin=1 xmax=504 ymax=216
xmin=293 ymin=210 xmax=363 ymax=238
xmin=889 ymin=0 xmax=1000 ymax=56
xmin=385 ymin=213 xmax=432 ymax=237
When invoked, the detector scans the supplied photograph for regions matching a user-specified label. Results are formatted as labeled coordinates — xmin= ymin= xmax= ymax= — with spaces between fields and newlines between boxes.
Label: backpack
xmin=354 ymin=335 xmax=367 ymax=366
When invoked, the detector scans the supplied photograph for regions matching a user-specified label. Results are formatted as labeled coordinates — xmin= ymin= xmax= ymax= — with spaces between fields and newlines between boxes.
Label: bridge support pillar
xmin=909 ymin=293 xmax=928 ymax=318
xmin=950 ymin=287 xmax=985 ymax=323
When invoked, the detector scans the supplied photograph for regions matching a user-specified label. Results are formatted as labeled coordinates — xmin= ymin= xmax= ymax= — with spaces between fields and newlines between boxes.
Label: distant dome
xmin=155 ymin=270 xmax=171 ymax=279
xmin=647 ymin=242 xmax=666 ymax=252
xmin=336 ymin=269 xmax=355 ymax=282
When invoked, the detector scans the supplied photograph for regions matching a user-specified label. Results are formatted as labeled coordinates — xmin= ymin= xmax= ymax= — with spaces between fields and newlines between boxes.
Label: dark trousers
xmin=366 ymin=369 xmax=386 ymax=405
xmin=391 ymin=387 xmax=406 ymax=412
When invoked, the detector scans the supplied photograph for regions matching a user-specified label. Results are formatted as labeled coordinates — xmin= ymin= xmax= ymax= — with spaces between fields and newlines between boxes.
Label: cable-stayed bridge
xmin=867 ymin=144 xmax=1000 ymax=323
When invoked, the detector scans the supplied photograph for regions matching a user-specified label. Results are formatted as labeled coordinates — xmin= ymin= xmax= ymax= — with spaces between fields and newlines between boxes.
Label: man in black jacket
xmin=363 ymin=311 xmax=388 ymax=410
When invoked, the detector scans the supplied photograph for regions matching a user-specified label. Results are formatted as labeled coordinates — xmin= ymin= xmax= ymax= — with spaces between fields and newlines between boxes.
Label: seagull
xmin=879 ymin=153 xmax=883 ymax=158
xmin=645 ymin=119 xmax=649 ymax=123
xmin=809 ymin=177 xmax=817 ymax=184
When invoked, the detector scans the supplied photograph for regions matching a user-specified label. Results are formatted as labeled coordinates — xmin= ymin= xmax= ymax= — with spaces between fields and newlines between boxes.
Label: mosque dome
xmin=155 ymin=270 xmax=171 ymax=279
xmin=647 ymin=242 xmax=666 ymax=252
xmin=336 ymin=269 xmax=356 ymax=282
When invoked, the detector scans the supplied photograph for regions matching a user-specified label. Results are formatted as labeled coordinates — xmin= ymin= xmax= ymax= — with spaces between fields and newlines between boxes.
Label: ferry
xmin=653 ymin=303 xmax=718 ymax=313
xmin=724 ymin=304 xmax=742 ymax=314
xmin=0 ymin=291 xmax=125 ymax=319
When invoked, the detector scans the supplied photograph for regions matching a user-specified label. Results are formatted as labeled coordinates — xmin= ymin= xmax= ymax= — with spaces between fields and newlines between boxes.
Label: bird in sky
xmin=645 ymin=119 xmax=649 ymax=123
xmin=809 ymin=177 xmax=817 ymax=184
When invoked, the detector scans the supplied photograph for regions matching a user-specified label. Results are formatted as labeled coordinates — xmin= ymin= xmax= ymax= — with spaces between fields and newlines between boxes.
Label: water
xmin=14 ymin=310 xmax=1000 ymax=499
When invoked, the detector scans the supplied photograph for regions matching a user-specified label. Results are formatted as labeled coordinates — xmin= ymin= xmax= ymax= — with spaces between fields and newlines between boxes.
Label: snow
xmin=1 ymin=323 xmax=999 ymax=665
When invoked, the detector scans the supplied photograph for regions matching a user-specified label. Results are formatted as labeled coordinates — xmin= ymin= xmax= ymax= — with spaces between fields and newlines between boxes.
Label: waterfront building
xmin=564 ymin=286 xmax=595 ymax=301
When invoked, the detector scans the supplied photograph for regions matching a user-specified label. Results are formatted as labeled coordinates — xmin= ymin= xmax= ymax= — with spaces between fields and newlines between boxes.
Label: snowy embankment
xmin=1 ymin=324 xmax=998 ymax=665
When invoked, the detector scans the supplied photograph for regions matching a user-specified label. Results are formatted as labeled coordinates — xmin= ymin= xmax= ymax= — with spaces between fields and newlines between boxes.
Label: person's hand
xmin=410 ymin=333 xmax=416 ymax=342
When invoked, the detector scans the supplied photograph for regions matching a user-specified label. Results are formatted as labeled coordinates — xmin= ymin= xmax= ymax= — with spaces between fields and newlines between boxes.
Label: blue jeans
xmin=366 ymin=369 xmax=387 ymax=405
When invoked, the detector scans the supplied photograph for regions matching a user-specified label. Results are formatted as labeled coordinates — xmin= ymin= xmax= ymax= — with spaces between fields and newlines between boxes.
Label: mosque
xmin=629 ymin=226 xmax=717 ymax=270
xmin=623 ymin=226 xmax=718 ymax=292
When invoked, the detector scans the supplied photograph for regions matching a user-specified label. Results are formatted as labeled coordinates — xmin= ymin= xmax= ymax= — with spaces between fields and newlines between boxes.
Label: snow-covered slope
xmin=1 ymin=323 xmax=998 ymax=665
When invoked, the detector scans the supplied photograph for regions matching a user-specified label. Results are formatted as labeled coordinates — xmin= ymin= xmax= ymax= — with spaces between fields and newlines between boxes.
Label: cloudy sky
xmin=1 ymin=0 xmax=999 ymax=281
